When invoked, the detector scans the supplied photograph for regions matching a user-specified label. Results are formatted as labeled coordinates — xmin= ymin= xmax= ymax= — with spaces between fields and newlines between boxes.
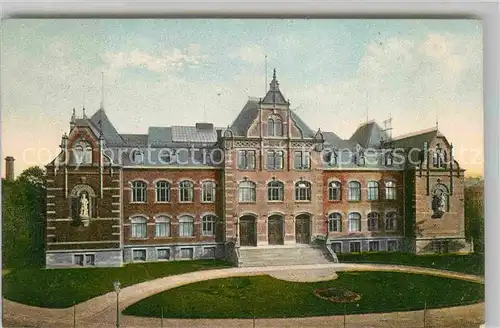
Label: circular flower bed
xmin=314 ymin=287 xmax=361 ymax=303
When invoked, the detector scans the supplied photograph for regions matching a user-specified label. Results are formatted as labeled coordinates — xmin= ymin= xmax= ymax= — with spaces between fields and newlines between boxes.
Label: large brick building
xmin=45 ymin=70 xmax=471 ymax=268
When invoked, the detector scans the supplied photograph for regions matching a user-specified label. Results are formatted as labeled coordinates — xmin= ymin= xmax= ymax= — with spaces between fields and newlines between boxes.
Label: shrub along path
xmin=2 ymin=263 xmax=484 ymax=328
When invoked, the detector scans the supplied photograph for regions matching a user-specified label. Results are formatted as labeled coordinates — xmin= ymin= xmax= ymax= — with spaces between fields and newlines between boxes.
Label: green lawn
xmin=123 ymin=271 xmax=484 ymax=319
xmin=337 ymin=253 xmax=484 ymax=276
xmin=2 ymin=260 xmax=230 ymax=308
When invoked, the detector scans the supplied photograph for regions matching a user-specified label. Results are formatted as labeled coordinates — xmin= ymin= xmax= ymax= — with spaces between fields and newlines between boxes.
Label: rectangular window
xmin=203 ymin=247 xmax=216 ymax=258
xmin=133 ymin=249 xmax=147 ymax=262
xmin=85 ymin=254 xmax=95 ymax=266
xmin=74 ymin=254 xmax=84 ymax=266
xmin=155 ymin=222 xmax=170 ymax=238
xmin=432 ymin=240 xmax=449 ymax=254
xmin=266 ymin=150 xmax=284 ymax=170
xmin=368 ymin=241 xmax=380 ymax=252
xmin=179 ymin=248 xmax=194 ymax=259
xmin=237 ymin=150 xmax=256 ymax=170
xmin=331 ymin=242 xmax=342 ymax=254
xmin=387 ymin=240 xmax=398 ymax=252
xmin=157 ymin=248 xmax=170 ymax=260
xmin=349 ymin=242 xmax=361 ymax=253
xmin=294 ymin=151 xmax=311 ymax=170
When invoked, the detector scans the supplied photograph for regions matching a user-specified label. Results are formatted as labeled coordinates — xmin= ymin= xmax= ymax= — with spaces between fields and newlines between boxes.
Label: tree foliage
xmin=2 ymin=166 xmax=46 ymax=268
xmin=464 ymin=181 xmax=484 ymax=254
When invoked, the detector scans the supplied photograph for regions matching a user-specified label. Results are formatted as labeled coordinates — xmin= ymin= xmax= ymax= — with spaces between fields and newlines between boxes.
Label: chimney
xmin=5 ymin=156 xmax=15 ymax=181
xmin=195 ymin=123 xmax=214 ymax=130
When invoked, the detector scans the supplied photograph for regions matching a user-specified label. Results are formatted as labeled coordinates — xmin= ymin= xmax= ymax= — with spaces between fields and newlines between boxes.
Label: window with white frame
xmin=73 ymin=140 xmax=93 ymax=165
xmin=202 ymin=215 xmax=216 ymax=236
xmin=331 ymin=242 xmax=342 ymax=254
xmin=387 ymin=240 xmax=398 ymax=252
xmin=267 ymin=116 xmax=283 ymax=137
xmin=179 ymin=180 xmax=194 ymax=202
xmin=328 ymin=181 xmax=341 ymax=201
xmin=238 ymin=180 xmax=256 ymax=202
xmin=154 ymin=216 xmax=171 ymax=238
xmin=385 ymin=212 xmax=397 ymax=231
xmin=348 ymin=212 xmax=361 ymax=232
xmin=201 ymin=181 xmax=216 ymax=203
xmin=131 ymin=216 xmax=147 ymax=238
xmin=237 ymin=150 xmax=256 ymax=170
xmin=328 ymin=213 xmax=342 ymax=232
xmin=179 ymin=248 xmax=194 ymax=259
xmin=179 ymin=216 xmax=194 ymax=237
xmin=266 ymin=150 xmax=284 ymax=170
xmin=157 ymin=248 xmax=170 ymax=260
xmin=133 ymin=249 xmax=146 ymax=261
xmin=367 ymin=212 xmax=379 ymax=231
xmin=295 ymin=180 xmax=311 ymax=201
xmin=367 ymin=181 xmax=379 ymax=201
xmin=268 ymin=180 xmax=284 ymax=201
xmin=385 ymin=181 xmax=397 ymax=200
xmin=203 ymin=247 xmax=216 ymax=258
xmin=74 ymin=254 xmax=84 ymax=266
xmin=131 ymin=181 xmax=147 ymax=202
xmin=368 ymin=241 xmax=380 ymax=252
xmin=155 ymin=180 xmax=171 ymax=202
xmin=350 ymin=242 xmax=361 ymax=253
xmin=294 ymin=151 xmax=311 ymax=170
xmin=348 ymin=181 xmax=361 ymax=201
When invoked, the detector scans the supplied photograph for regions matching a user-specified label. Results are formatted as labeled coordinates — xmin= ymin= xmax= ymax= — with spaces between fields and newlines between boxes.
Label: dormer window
xmin=132 ymin=149 xmax=144 ymax=164
xmin=357 ymin=151 xmax=365 ymax=166
xmin=325 ymin=150 xmax=338 ymax=166
xmin=73 ymin=140 xmax=92 ymax=165
xmin=385 ymin=151 xmax=393 ymax=166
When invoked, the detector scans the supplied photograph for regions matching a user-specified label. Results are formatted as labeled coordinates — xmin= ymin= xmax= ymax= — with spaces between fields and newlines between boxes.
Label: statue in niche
xmin=79 ymin=192 xmax=90 ymax=218
xmin=431 ymin=184 xmax=448 ymax=219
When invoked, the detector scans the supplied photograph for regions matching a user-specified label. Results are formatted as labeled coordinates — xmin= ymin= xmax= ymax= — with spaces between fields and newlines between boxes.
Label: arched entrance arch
xmin=239 ymin=215 xmax=257 ymax=246
xmin=268 ymin=215 xmax=284 ymax=245
xmin=295 ymin=213 xmax=311 ymax=244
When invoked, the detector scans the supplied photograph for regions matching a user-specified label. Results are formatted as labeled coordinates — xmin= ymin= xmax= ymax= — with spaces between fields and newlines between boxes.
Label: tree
xmin=2 ymin=166 xmax=46 ymax=268
xmin=464 ymin=184 xmax=484 ymax=254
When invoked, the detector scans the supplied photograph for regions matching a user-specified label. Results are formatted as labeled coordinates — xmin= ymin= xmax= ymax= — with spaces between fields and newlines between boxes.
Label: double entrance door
xmin=268 ymin=215 xmax=284 ymax=245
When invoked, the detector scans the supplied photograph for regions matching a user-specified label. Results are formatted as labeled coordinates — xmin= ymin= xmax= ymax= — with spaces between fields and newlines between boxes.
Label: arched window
xmin=348 ymin=181 xmax=361 ymax=201
xmin=73 ymin=140 xmax=93 ymax=165
xmin=328 ymin=213 xmax=342 ymax=232
xmin=132 ymin=149 xmax=144 ymax=164
xmin=295 ymin=180 xmax=312 ymax=201
xmin=328 ymin=181 xmax=342 ymax=201
xmin=201 ymin=214 xmax=216 ymax=236
xmin=267 ymin=118 xmax=275 ymax=136
xmin=131 ymin=181 xmax=147 ymax=203
xmin=367 ymin=212 xmax=380 ymax=231
xmin=201 ymin=181 xmax=216 ymax=203
xmin=268 ymin=180 xmax=284 ymax=201
xmin=274 ymin=117 xmax=283 ymax=136
xmin=385 ymin=181 xmax=397 ymax=200
xmin=131 ymin=216 xmax=147 ymax=238
xmin=367 ymin=181 xmax=379 ymax=201
xmin=154 ymin=216 xmax=171 ymax=238
xmin=179 ymin=180 xmax=194 ymax=202
xmin=385 ymin=212 xmax=397 ymax=231
xmin=179 ymin=215 xmax=194 ymax=237
xmin=155 ymin=181 xmax=171 ymax=202
xmin=348 ymin=212 xmax=361 ymax=232
xmin=238 ymin=181 xmax=256 ymax=202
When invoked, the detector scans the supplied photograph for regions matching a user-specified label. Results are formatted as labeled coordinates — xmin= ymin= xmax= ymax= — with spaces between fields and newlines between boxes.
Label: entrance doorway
xmin=295 ymin=214 xmax=311 ymax=244
xmin=239 ymin=216 xmax=257 ymax=246
xmin=267 ymin=215 xmax=284 ymax=245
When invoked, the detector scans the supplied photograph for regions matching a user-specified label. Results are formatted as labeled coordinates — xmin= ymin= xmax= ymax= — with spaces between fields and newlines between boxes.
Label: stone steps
xmin=239 ymin=245 xmax=334 ymax=267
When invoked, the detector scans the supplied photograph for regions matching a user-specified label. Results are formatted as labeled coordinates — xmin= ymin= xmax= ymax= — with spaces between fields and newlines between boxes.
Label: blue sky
xmin=1 ymin=19 xmax=483 ymax=176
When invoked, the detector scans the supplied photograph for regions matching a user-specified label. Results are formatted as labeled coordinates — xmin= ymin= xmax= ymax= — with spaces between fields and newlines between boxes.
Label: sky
xmin=1 ymin=19 xmax=483 ymax=177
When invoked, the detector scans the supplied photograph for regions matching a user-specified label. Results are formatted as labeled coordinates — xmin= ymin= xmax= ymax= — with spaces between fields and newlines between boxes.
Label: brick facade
xmin=44 ymin=72 xmax=471 ymax=268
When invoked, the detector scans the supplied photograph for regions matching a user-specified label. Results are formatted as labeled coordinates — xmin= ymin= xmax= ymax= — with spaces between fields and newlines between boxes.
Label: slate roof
xmin=392 ymin=127 xmax=438 ymax=150
xmin=171 ymin=126 xmax=218 ymax=143
xmin=349 ymin=120 xmax=389 ymax=149
xmin=322 ymin=131 xmax=358 ymax=149
xmin=89 ymin=109 xmax=124 ymax=145
xmin=229 ymin=100 xmax=259 ymax=136
xmin=261 ymin=69 xmax=288 ymax=105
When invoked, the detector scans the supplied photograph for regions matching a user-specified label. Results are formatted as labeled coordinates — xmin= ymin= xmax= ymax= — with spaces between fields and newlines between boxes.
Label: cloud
xmin=102 ymin=43 xmax=208 ymax=73
xmin=230 ymin=45 xmax=268 ymax=64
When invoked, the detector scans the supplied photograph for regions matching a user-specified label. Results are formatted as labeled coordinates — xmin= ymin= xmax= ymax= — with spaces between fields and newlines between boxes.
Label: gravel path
xmin=2 ymin=263 xmax=485 ymax=328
